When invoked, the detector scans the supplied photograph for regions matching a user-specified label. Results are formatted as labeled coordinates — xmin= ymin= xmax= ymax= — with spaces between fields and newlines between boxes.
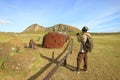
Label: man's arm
xmin=76 ymin=33 xmax=82 ymax=42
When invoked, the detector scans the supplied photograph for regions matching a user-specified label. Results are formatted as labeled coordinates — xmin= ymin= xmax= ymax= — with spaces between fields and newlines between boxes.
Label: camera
xmin=76 ymin=33 xmax=80 ymax=35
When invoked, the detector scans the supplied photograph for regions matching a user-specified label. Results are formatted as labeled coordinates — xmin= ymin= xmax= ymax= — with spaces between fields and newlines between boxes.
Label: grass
xmin=0 ymin=33 xmax=14 ymax=43
xmin=0 ymin=33 xmax=120 ymax=80
xmin=49 ymin=34 xmax=120 ymax=80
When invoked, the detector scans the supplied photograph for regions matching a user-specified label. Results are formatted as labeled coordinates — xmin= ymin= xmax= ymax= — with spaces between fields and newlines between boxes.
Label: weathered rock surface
xmin=42 ymin=32 xmax=70 ymax=48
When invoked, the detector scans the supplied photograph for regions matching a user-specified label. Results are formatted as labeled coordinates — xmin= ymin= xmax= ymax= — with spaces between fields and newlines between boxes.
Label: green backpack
xmin=83 ymin=36 xmax=93 ymax=52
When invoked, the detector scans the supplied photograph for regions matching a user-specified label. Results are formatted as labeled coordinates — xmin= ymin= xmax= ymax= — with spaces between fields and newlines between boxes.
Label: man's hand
xmin=76 ymin=33 xmax=79 ymax=35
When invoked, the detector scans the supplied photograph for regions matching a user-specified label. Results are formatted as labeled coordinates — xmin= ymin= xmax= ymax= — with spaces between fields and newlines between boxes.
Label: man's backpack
xmin=83 ymin=36 xmax=93 ymax=52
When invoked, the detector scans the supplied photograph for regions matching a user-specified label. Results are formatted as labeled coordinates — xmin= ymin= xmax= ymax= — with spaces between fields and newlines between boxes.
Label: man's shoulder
xmin=87 ymin=32 xmax=91 ymax=35
xmin=82 ymin=32 xmax=92 ymax=38
xmin=86 ymin=33 xmax=92 ymax=38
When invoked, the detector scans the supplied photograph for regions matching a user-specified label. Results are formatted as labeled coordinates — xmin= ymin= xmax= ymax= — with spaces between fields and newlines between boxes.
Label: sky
xmin=0 ymin=0 xmax=120 ymax=32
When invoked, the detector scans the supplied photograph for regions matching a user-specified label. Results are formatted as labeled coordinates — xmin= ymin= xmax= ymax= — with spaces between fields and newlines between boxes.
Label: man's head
xmin=82 ymin=26 xmax=89 ymax=32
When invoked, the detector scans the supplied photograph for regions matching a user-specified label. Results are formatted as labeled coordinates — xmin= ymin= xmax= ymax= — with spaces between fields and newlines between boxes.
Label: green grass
xmin=0 ymin=33 xmax=14 ymax=43
xmin=0 ymin=33 xmax=120 ymax=80
xmin=50 ymin=34 xmax=120 ymax=80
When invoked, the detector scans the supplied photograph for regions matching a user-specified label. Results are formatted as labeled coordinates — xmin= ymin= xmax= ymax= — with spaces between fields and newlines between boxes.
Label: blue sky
xmin=0 ymin=0 xmax=120 ymax=32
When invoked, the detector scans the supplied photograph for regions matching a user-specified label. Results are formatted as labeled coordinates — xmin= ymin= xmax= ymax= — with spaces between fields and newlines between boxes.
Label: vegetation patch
xmin=0 ymin=42 xmax=13 ymax=67
xmin=3 ymin=53 xmax=36 ymax=72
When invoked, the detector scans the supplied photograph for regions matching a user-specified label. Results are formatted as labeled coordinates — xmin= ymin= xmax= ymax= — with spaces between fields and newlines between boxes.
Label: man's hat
xmin=82 ymin=26 xmax=89 ymax=32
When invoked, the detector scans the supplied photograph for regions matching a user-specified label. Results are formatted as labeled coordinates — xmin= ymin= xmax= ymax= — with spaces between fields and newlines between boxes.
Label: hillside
xmin=47 ymin=24 xmax=80 ymax=32
xmin=22 ymin=24 xmax=46 ymax=33
xmin=22 ymin=24 xmax=81 ymax=35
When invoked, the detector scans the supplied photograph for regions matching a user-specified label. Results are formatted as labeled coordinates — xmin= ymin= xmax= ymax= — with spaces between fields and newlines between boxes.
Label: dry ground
xmin=0 ymin=33 xmax=120 ymax=80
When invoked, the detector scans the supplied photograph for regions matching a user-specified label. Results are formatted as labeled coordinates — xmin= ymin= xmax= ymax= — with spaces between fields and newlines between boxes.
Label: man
xmin=76 ymin=26 xmax=92 ymax=73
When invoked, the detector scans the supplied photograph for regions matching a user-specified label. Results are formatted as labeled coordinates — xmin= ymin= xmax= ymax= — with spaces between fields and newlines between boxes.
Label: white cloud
xmin=0 ymin=19 xmax=10 ymax=24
